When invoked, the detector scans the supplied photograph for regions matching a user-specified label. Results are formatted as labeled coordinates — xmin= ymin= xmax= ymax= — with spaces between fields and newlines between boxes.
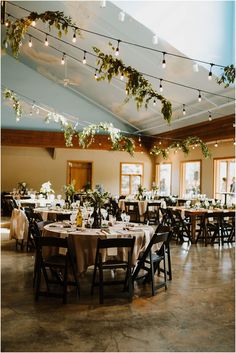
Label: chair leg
xmin=163 ymin=252 xmax=167 ymax=291
xmin=63 ymin=259 xmax=68 ymax=304
xmin=149 ymin=253 xmax=155 ymax=296
xmin=167 ymin=246 xmax=172 ymax=281
xmin=98 ymin=259 xmax=104 ymax=304
xmin=35 ymin=258 xmax=42 ymax=301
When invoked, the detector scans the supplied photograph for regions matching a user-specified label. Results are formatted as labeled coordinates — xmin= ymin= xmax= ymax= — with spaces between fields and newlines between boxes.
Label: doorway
xmin=67 ymin=161 xmax=93 ymax=192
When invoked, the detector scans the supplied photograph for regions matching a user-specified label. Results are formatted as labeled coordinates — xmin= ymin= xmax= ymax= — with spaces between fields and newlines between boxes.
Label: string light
xmin=198 ymin=90 xmax=202 ymax=102
xmin=234 ymin=140 xmax=236 ymax=146
xmin=16 ymin=117 xmax=20 ymax=122
xmin=36 ymin=108 xmax=39 ymax=114
xmin=162 ymin=52 xmax=166 ymax=68
xmin=208 ymin=63 xmax=213 ymax=80
xmin=138 ymin=136 xmax=141 ymax=142
xmin=31 ymin=20 xmax=36 ymax=27
xmin=44 ymin=34 xmax=49 ymax=46
xmin=94 ymin=69 xmax=98 ymax=80
xmin=28 ymin=36 xmax=32 ymax=47
xmin=5 ymin=17 xmax=9 ymax=27
xmin=72 ymin=30 xmax=77 ymax=43
xmin=159 ymin=79 xmax=163 ymax=92
xmin=208 ymin=111 xmax=212 ymax=121
xmin=32 ymin=102 xmax=35 ymax=109
xmin=120 ymin=72 xmax=124 ymax=81
xmin=153 ymin=99 xmax=157 ymax=107
xmin=115 ymin=40 xmax=120 ymax=56
xmin=214 ymin=141 xmax=218 ymax=147
xmin=118 ymin=11 xmax=125 ymax=22
xmin=152 ymin=34 xmax=158 ymax=45
xmin=182 ymin=104 xmax=186 ymax=116
xmin=61 ymin=53 xmax=65 ymax=65
xmin=82 ymin=51 xmax=87 ymax=64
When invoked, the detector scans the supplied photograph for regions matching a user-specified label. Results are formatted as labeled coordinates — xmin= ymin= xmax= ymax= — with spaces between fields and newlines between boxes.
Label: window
xmin=214 ymin=158 xmax=235 ymax=200
xmin=120 ymin=163 xmax=143 ymax=195
xmin=180 ymin=161 xmax=201 ymax=197
xmin=156 ymin=163 xmax=172 ymax=196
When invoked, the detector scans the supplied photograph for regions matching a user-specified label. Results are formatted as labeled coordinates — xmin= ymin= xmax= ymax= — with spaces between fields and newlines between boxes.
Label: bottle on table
xmin=76 ymin=207 xmax=83 ymax=227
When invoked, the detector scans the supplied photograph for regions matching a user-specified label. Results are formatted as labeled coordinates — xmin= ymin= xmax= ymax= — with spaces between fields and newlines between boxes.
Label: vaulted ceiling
xmin=1 ymin=1 xmax=235 ymax=141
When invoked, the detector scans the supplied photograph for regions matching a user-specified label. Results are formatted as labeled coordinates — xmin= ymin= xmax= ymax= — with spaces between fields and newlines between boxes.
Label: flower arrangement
xmin=85 ymin=189 xmax=110 ymax=209
xmin=40 ymin=181 xmax=54 ymax=196
xmin=63 ymin=180 xmax=76 ymax=203
xmin=3 ymin=89 xmax=23 ymax=118
xmin=135 ymin=185 xmax=147 ymax=200
xmin=18 ymin=181 xmax=27 ymax=195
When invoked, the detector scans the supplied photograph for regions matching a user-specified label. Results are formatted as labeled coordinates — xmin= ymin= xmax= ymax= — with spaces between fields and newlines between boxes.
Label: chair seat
xmin=44 ymin=254 xmax=67 ymax=267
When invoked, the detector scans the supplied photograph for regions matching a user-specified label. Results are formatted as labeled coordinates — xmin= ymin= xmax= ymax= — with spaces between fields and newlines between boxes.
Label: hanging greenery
xmin=93 ymin=46 xmax=172 ymax=124
xmin=4 ymin=11 xmax=78 ymax=57
xmin=150 ymin=136 xmax=211 ymax=159
xmin=3 ymin=89 xmax=23 ymax=117
xmin=217 ymin=64 xmax=235 ymax=88
xmin=78 ymin=122 xmax=135 ymax=156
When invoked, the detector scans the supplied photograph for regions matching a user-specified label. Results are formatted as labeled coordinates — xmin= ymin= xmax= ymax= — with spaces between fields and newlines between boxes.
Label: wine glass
xmin=121 ymin=212 xmax=126 ymax=222
xmin=125 ymin=214 xmax=130 ymax=224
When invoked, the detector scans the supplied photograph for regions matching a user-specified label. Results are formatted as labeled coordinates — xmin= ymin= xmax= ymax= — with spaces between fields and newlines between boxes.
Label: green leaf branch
xmin=217 ymin=64 xmax=235 ymax=88
xmin=93 ymin=46 xmax=172 ymax=124
xmin=3 ymin=88 xmax=23 ymax=117
xmin=4 ymin=11 xmax=78 ymax=57
xmin=150 ymin=136 xmax=211 ymax=159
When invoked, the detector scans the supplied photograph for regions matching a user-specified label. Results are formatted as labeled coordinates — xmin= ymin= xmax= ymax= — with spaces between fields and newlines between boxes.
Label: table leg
xmin=190 ymin=215 xmax=197 ymax=243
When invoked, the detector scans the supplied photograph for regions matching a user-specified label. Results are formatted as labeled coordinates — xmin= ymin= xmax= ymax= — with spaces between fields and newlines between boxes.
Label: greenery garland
xmin=93 ymin=46 xmax=172 ymax=124
xmin=150 ymin=136 xmax=211 ymax=159
xmin=78 ymin=122 xmax=135 ymax=156
xmin=3 ymin=89 xmax=23 ymax=117
xmin=217 ymin=64 xmax=235 ymax=88
xmin=4 ymin=11 xmax=78 ymax=57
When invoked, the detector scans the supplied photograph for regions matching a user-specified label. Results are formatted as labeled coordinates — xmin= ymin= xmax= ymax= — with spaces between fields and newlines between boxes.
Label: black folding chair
xmin=132 ymin=230 xmax=171 ymax=296
xmin=91 ymin=237 xmax=135 ymax=304
xmin=124 ymin=202 xmax=140 ymax=223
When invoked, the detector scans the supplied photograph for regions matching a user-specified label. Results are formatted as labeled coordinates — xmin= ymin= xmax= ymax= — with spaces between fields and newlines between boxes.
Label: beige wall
xmin=154 ymin=140 xmax=235 ymax=198
xmin=1 ymin=146 xmax=153 ymax=196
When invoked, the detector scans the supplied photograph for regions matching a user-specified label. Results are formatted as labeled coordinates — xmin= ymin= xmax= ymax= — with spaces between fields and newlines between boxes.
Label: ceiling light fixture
xmin=198 ymin=90 xmax=202 ymax=102
xmin=82 ymin=51 xmax=87 ymax=64
xmin=61 ymin=53 xmax=65 ymax=65
xmin=182 ymin=104 xmax=186 ymax=116
xmin=152 ymin=34 xmax=158 ymax=45
xmin=28 ymin=36 xmax=32 ymax=47
xmin=208 ymin=63 xmax=213 ymax=80
xmin=118 ymin=11 xmax=125 ymax=22
xmin=159 ymin=79 xmax=163 ymax=92
xmin=72 ymin=30 xmax=77 ymax=43
xmin=44 ymin=34 xmax=49 ymax=46
xmin=115 ymin=40 xmax=120 ymax=56
xmin=162 ymin=52 xmax=166 ymax=68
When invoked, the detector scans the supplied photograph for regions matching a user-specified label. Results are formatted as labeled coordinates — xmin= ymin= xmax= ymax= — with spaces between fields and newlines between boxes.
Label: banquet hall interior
xmin=1 ymin=1 xmax=235 ymax=352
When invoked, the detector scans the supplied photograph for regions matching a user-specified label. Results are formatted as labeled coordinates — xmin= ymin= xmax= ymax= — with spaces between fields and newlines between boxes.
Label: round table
xmin=44 ymin=222 xmax=155 ymax=275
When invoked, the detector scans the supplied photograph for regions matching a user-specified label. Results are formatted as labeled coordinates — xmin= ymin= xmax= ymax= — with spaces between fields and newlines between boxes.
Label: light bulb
xmin=234 ymin=141 xmax=236 ymax=146
xmin=162 ymin=52 xmax=166 ymax=68
xmin=153 ymin=99 xmax=157 ymax=107
xmin=183 ymin=104 xmax=186 ymax=116
xmin=120 ymin=72 xmax=124 ymax=80
xmin=82 ymin=51 xmax=87 ymax=64
xmin=115 ymin=40 xmax=120 ymax=57
xmin=208 ymin=64 xmax=213 ymax=80
xmin=118 ymin=11 xmax=125 ymax=22
xmin=152 ymin=34 xmax=158 ymax=45
xmin=159 ymin=79 xmax=163 ymax=92
xmin=94 ymin=69 xmax=98 ymax=79
xmin=44 ymin=35 xmax=49 ymax=46
xmin=208 ymin=112 xmax=212 ymax=121
xmin=138 ymin=136 xmax=141 ymax=142
xmin=159 ymin=141 xmax=162 ymax=145
xmin=198 ymin=91 xmax=202 ymax=102
xmin=28 ymin=36 xmax=32 ymax=47
xmin=61 ymin=53 xmax=65 ymax=65
xmin=16 ymin=117 xmax=20 ymax=122
xmin=72 ymin=32 xmax=76 ymax=43
xmin=31 ymin=20 xmax=36 ymax=27
xmin=214 ymin=142 xmax=218 ymax=147
xmin=32 ymin=102 xmax=35 ymax=109
xmin=36 ymin=108 xmax=39 ymax=114
xmin=5 ymin=18 xmax=9 ymax=27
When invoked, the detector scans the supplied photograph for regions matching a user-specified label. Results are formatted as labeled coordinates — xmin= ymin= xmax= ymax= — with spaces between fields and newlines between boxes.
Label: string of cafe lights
xmin=7 ymin=0 xmax=231 ymax=78
xmin=4 ymin=11 xmax=235 ymax=112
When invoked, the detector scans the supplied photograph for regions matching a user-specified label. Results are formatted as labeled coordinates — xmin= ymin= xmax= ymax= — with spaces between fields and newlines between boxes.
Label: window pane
xmin=214 ymin=159 xmax=236 ymax=201
xmin=131 ymin=176 xmax=141 ymax=194
xmin=159 ymin=164 xmax=171 ymax=196
xmin=121 ymin=176 xmax=130 ymax=195
xmin=182 ymin=162 xmax=200 ymax=197
xmin=122 ymin=163 xmax=142 ymax=175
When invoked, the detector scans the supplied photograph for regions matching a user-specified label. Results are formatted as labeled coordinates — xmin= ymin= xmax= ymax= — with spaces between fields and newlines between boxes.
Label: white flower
xmin=40 ymin=181 xmax=54 ymax=194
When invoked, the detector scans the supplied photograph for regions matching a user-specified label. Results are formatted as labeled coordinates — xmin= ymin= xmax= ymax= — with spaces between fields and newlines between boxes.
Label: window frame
xmin=180 ymin=159 xmax=202 ymax=198
xmin=155 ymin=162 xmax=172 ymax=195
xmin=120 ymin=162 xmax=144 ymax=195
xmin=213 ymin=156 xmax=235 ymax=198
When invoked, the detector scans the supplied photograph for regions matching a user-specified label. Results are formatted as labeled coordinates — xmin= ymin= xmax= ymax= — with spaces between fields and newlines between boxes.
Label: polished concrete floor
xmin=1 ymin=238 xmax=235 ymax=352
